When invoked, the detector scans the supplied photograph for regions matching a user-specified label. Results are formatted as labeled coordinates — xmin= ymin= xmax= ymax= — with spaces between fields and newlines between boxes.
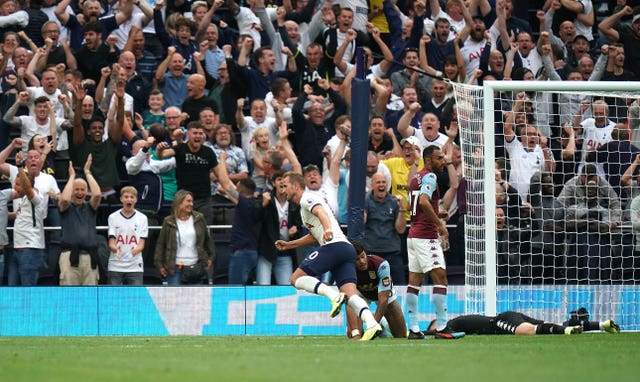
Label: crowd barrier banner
xmin=0 ymin=285 xmax=637 ymax=336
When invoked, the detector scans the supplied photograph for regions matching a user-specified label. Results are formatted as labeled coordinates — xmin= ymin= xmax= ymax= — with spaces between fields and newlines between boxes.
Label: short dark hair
xmin=186 ymin=121 xmax=203 ymax=130
xmin=422 ymin=145 xmax=440 ymax=161
xmin=351 ymin=241 xmax=365 ymax=255
xmin=33 ymin=96 xmax=49 ymax=105
xmin=83 ymin=20 xmax=103 ymax=34
xmin=237 ymin=178 xmax=256 ymax=193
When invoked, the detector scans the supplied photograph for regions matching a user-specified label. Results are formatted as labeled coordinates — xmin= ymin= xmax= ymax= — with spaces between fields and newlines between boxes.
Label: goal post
xmin=453 ymin=80 xmax=640 ymax=327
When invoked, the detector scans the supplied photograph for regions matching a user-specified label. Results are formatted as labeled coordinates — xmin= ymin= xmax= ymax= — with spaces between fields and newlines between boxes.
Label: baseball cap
xmin=633 ymin=14 xmax=640 ymax=24
xmin=573 ymin=34 xmax=589 ymax=43
xmin=400 ymin=136 xmax=421 ymax=148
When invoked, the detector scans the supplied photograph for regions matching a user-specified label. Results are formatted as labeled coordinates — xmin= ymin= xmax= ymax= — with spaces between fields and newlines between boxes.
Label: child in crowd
xmin=236 ymin=98 xmax=280 ymax=159
xmin=249 ymin=127 xmax=272 ymax=193
xmin=143 ymin=89 xmax=166 ymax=131
xmin=107 ymin=186 xmax=149 ymax=285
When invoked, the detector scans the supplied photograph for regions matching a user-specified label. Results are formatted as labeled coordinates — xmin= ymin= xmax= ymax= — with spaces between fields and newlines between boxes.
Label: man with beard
xmin=73 ymin=21 xmax=120 ymax=83
xmin=346 ymin=242 xmax=407 ymax=339
xmin=405 ymin=145 xmax=462 ymax=340
xmin=70 ymin=80 xmax=127 ymax=195
xmin=599 ymin=5 xmax=640 ymax=81
xmin=55 ymin=0 xmax=133 ymax=52
xmin=156 ymin=121 xmax=234 ymax=224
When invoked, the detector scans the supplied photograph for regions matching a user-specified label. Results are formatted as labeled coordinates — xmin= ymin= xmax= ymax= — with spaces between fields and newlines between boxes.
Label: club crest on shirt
xmin=381 ymin=277 xmax=391 ymax=287
xmin=368 ymin=271 xmax=377 ymax=279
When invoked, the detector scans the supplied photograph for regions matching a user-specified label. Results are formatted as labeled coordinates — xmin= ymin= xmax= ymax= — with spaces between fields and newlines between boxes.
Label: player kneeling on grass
xmin=425 ymin=310 xmax=619 ymax=335
xmin=275 ymin=172 xmax=382 ymax=341
xmin=346 ymin=242 xmax=407 ymax=339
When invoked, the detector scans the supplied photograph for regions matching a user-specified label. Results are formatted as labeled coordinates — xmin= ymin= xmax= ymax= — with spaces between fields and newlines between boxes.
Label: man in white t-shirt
xmin=9 ymin=167 xmax=47 ymax=286
xmin=107 ymin=186 xmax=148 ymax=285
xmin=398 ymin=103 xmax=449 ymax=149
xmin=504 ymin=93 xmax=556 ymax=202
xmin=3 ymin=93 xmax=71 ymax=154
xmin=575 ymin=100 xmax=616 ymax=175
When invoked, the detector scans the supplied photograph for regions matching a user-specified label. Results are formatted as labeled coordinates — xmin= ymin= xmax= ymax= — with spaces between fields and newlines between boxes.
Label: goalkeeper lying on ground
xmin=424 ymin=309 xmax=619 ymax=336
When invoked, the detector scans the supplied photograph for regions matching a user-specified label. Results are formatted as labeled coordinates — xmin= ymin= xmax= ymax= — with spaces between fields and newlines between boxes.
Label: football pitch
xmin=1 ymin=334 xmax=638 ymax=382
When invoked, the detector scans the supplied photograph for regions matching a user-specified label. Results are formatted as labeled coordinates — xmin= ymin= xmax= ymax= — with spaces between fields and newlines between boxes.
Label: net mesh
xmin=452 ymin=81 xmax=640 ymax=328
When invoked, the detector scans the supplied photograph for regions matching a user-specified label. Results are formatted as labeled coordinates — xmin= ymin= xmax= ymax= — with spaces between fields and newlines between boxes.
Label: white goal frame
xmin=479 ymin=80 xmax=640 ymax=316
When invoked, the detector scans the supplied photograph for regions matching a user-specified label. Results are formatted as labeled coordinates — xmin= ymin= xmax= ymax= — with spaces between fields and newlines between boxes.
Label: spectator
xmin=224 ymin=177 xmax=261 ymax=285
xmin=0 ymin=176 xmax=12 ymax=285
xmin=155 ymin=8 xmax=200 ymax=74
xmin=367 ymin=115 xmax=396 ymax=156
xmin=391 ymin=47 xmax=433 ymax=108
xmin=9 ymin=167 xmax=47 ymax=286
xmin=209 ymin=123 xmax=249 ymax=204
xmin=3 ymin=93 xmax=70 ymax=156
xmin=70 ymin=81 xmax=128 ymax=195
xmin=236 ymin=97 xmax=280 ymax=159
xmin=384 ymin=85 xmax=423 ymax=139
xmin=123 ymin=26 xmax=158 ymax=85
xmin=156 ymin=121 xmax=233 ymax=224
xmin=58 ymin=156 xmax=101 ymax=286
xmin=35 ymin=20 xmax=77 ymax=73
xmin=265 ymin=77 xmax=293 ymax=125
xmin=398 ymin=104 xmax=450 ymax=150
xmin=381 ymin=136 xmax=424 ymax=222
xmin=0 ymin=0 xmax=28 ymax=41
xmin=237 ymin=40 xmax=297 ymax=102
xmin=589 ymin=125 xmax=640 ymax=198
xmin=249 ymin=127 xmax=274 ymax=194
xmin=181 ymin=73 xmax=217 ymax=125
xmin=148 ymin=123 xmax=177 ymax=208
xmin=73 ymin=21 xmax=120 ymax=83
xmin=503 ymin=92 xmax=555 ymax=203
xmin=142 ymin=89 xmax=166 ymax=131
xmin=203 ymin=23 xmax=226 ymax=80
xmin=573 ymin=99 xmax=616 ymax=176
xmin=156 ymin=48 xmax=191 ymax=108
xmin=364 ymin=172 xmax=407 ymax=285
xmin=255 ymin=170 xmax=302 ymax=285
xmin=561 ymin=165 xmax=622 ymax=282
xmin=107 ymin=186 xmax=148 ymax=285
xmin=598 ymin=4 xmax=640 ymax=81
xmin=154 ymin=189 xmax=215 ymax=285
xmin=291 ymin=80 xmax=346 ymax=170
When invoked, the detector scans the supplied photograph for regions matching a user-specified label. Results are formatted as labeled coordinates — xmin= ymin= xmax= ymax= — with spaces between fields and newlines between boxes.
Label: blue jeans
xmin=256 ymin=255 xmax=293 ymax=285
xmin=228 ymin=249 xmax=258 ymax=285
xmin=166 ymin=265 xmax=183 ymax=286
xmin=8 ymin=248 xmax=45 ymax=286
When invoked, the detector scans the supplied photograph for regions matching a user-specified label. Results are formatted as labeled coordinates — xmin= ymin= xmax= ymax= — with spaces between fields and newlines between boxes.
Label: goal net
xmin=452 ymin=80 xmax=640 ymax=330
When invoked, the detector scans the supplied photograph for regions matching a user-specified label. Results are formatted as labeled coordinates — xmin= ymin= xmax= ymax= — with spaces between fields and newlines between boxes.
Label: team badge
xmin=381 ymin=277 xmax=390 ymax=287
xmin=368 ymin=271 xmax=376 ymax=279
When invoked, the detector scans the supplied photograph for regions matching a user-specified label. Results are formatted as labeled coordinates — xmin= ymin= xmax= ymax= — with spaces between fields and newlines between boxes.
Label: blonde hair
xmin=171 ymin=189 xmax=193 ymax=218
xmin=251 ymin=127 xmax=272 ymax=153
xmin=120 ymin=186 xmax=138 ymax=197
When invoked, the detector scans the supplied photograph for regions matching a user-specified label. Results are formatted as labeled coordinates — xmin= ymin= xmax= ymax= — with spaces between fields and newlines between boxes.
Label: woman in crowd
xmin=154 ymin=189 xmax=215 ymax=285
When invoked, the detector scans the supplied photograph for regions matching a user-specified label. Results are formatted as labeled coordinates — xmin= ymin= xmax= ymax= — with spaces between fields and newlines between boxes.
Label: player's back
xmin=407 ymin=168 xmax=439 ymax=239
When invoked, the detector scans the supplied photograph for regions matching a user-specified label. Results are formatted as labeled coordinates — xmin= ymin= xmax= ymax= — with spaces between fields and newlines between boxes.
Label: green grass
xmin=1 ymin=334 xmax=638 ymax=382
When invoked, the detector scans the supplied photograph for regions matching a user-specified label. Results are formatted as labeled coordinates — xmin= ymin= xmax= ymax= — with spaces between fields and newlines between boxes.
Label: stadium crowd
xmin=0 ymin=0 xmax=639 ymax=287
